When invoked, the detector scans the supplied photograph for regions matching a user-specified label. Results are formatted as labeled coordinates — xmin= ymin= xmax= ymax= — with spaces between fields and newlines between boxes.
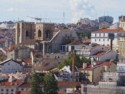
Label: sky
xmin=0 ymin=0 xmax=125 ymax=23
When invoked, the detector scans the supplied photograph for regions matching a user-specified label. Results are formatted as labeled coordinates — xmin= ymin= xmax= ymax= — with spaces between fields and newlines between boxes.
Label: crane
xmin=27 ymin=16 xmax=42 ymax=23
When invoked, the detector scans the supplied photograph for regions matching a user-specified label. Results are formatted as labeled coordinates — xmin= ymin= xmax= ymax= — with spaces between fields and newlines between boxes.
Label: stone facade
xmin=15 ymin=22 xmax=79 ymax=55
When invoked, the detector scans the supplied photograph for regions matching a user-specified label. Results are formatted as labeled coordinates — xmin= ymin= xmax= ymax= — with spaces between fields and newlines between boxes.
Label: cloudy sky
xmin=0 ymin=0 xmax=125 ymax=23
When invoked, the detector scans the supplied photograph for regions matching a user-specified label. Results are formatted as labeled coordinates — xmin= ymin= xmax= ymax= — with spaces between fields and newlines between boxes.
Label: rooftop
xmin=94 ymin=29 xmax=124 ymax=33
xmin=80 ymin=61 xmax=114 ymax=71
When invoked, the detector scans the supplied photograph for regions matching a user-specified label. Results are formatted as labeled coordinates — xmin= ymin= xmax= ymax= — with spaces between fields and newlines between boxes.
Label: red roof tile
xmin=94 ymin=51 xmax=106 ymax=56
xmin=94 ymin=29 xmax=124 ymax=33
xmin=58 ymin=91 xmax=67 ymax=94
xmin=58 ymin=81 xmax=81 ymax=88
xmin=80 ymin=61 xmax=114 ymax=71
xmin=23 ymin=58 xmax=32 ymax=64
xmin=0 ymin=79 xmax=24 ymax=87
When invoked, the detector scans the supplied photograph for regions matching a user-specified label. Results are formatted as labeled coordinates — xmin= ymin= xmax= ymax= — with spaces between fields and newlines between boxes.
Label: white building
xmin=0 ymin=59 xmax=24 ymax=73
xmin=91 ymin=29 xmax=124 ymax=50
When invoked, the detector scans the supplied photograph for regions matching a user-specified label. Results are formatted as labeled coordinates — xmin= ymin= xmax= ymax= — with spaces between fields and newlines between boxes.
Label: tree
xmin=81 ymin=31 xmax=91 ymax=39
xmin=58 ymin=55 xmax=91 ymax=69
xmin=30 ymin=73 xmax=44 ymax=94
xmin=44 ymin=72 xmax=58 ymax=94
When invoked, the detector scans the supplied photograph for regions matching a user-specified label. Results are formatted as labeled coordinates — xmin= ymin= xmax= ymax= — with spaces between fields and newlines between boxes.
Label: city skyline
xmin=0 ymin=0 xmax=125 ymax=23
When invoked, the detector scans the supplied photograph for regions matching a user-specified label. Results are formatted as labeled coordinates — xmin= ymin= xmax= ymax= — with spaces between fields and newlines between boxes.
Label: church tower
xmin=15 ymin=22 xmax=35 ymax=45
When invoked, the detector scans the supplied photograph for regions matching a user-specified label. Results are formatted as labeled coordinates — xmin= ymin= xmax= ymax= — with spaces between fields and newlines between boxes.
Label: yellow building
xmin=118 ymin=35 xmax=125 ymax=58
xmin=119 ymin=16 xmax=125 ymax=30
xmin=80 ymin=61 xmax=116 ymax=83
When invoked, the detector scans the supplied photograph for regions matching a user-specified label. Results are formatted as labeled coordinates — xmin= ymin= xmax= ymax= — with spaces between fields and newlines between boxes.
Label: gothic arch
xmin=38 ymin=30 xmax=42 ymax=37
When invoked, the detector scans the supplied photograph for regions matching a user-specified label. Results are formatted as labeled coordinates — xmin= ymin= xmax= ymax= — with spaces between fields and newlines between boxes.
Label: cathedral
xmin=15 ymin=22 xmax=78 ymax=56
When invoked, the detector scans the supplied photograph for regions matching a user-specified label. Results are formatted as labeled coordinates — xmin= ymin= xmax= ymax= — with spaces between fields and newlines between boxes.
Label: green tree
xmin=44 ymin=72 xmax=58 ymax=94
xmin=30 ymin=73 xmax=44 ymax=94
xmin=81 ymin=31 xmax=91 ymax=39
xmin=58 ymin=55 xmax=91 ymax=69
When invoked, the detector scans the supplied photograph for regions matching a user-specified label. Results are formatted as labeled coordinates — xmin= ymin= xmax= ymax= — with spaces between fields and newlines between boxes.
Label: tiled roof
xmin=17 ymin=91 xmax=29 ymax=94
xmin=80 ymin=61 xmax=114 ymax=71
xmin=58 ymin=81 xmax=81 ymax=88
xmin=22 ymin=58 xmax=32 ymax=65
xmin=94 ymin=29 xmax=124 ymax=33
xmin=94 ymin=51 xmax=107 ymax=57
xmin=0 ymin=79 xmax=24 ymax=87
xmin=83 ymin=39 xmax=91 ymax=43
xmin=58 ymin=91 xmax=67 ymax=94
xmin=67 ymin=40 xmax=83 ymax=45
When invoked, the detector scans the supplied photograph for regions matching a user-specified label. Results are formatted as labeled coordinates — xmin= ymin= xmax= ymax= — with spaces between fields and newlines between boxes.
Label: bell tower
xmin=35 ymin=23 xmax=54 ymax=41
xmin=15 ymin=22 xmax=35 ymax=45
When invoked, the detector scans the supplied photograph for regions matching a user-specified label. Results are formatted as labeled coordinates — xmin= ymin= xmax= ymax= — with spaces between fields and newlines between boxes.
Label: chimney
xmin=8 ymin=75 xmax=15 ymax=83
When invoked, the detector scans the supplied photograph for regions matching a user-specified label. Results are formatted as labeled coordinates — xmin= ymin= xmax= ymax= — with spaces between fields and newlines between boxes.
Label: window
xmin=38 ymin=30 xmax=42 ymax=37
xmin=26 ymin=31 xmax=29 ymax=37
xmin=6 ymin=89 xmax=8 ymax=92
xmin=46 ymin=30 xmax=51 ymax=38
xmin=11 ymin=89 xmax=13 ymax=92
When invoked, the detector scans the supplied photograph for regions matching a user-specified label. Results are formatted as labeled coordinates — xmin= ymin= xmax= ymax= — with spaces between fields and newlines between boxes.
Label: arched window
xmin=38 ymin=30 xmax=42 ymax=37
xmin=26 ymin=31 xmax=29 ymax=37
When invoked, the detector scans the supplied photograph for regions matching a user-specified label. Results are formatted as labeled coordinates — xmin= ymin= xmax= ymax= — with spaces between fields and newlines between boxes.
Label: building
xmin=79 ymin=61 xmax=116 ymax=83
xmin=119 ymin=16 xmax=125 ymax=30
xmin=61 ymin=40 xmax=84 ymax=52
xmin=99 ymin=16 xmax=113 ymax=24
xmin=15 ymin=22 xmax=78 ymax=55
xmin=7 ymin=45 xmax=31 ymax=60
xmin=98 ymin=16 xmax=113 ymax=29
xmin=0 ymin=73 xmax=30 ymax=94
xmin=91 ymin=29 xmax=124 ymax=50
xmin=0 ymin=59 xmax=24 ymax=73
xmin=58 ymin=81 xmax=81 ymax=94
xmin=90 ymin=50 xmax=118 ymax=62
xmin=118 ymin=32 xmax=125 ymax=58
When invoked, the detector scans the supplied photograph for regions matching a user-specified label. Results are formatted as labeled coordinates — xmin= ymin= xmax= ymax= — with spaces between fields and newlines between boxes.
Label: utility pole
xmin=72 ymin=50 xmax=76 ymax=82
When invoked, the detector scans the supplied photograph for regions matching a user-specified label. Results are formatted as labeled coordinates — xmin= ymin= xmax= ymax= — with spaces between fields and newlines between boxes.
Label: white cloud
xmin=69 ymin=0 xmax=96 ymax=22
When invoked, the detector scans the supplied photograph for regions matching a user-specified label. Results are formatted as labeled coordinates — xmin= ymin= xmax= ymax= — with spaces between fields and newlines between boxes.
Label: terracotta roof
xmin=79 ymin=65 xmax=93 ymax=71
xmin=83 ymin=39 xmax=91 ymax=43
xmin=80 ymin=61 xmax=114 ymax=71
xmin=0 ymin=79 xmax=24 ymax=87
xmin=0 ymin=38 xmax=7 ymax=42
xmin=94 ymin=29 xmax=124 ymax=33
xmin=22 ymin=58 xmax=32 ymax=65
xmin=99 ymin=61 xmax=113 ymax=66
xmin=68 ymin=40 xmax=83 ymax=45
xmin=94 ymin=51 xmax=107 ymax=56
xmin=58 ymin=91 xmax=67 ymax=94
xmin=58 ymin=81 xmax=81 ymax=88
xmin=17 ymin=91 xmax=29 ymax=94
